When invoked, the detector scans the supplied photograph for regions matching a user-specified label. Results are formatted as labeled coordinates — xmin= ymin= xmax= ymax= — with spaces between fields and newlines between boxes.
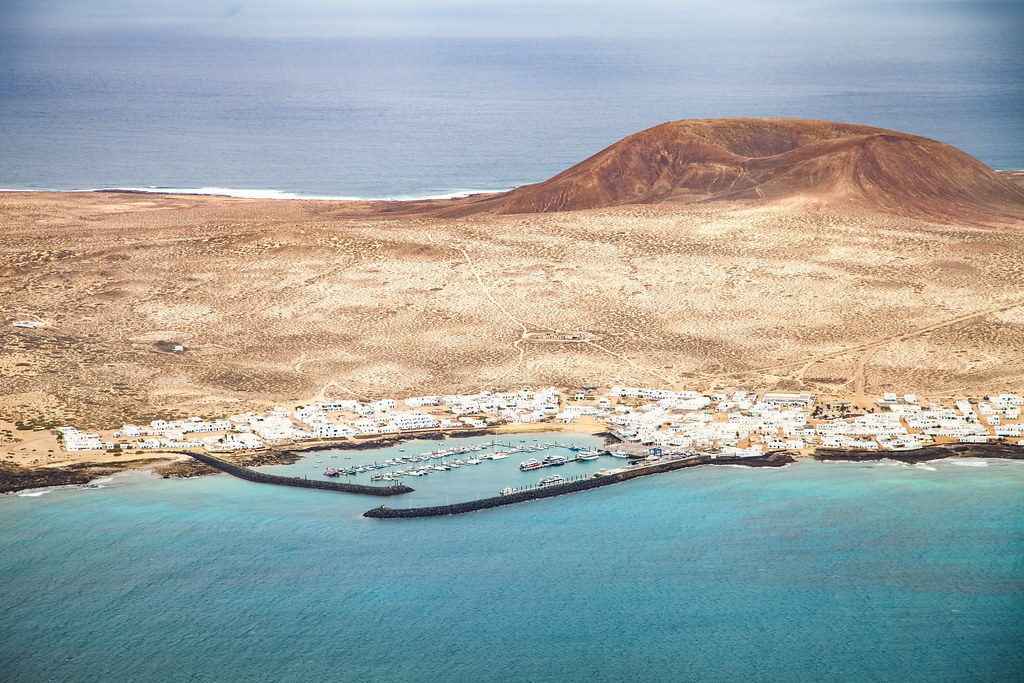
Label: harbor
xmin=252 ymin=433 xmax=614 ymax=507
xmin=324 ymin=441 xmax=599 ymax=482
xmin=185 ymin=433 xmax=1024 ymax=510
xmin=232 ymin=430 xmax=800 ymax=513
xmin=364 ymin=450 xmax=796 ymax=518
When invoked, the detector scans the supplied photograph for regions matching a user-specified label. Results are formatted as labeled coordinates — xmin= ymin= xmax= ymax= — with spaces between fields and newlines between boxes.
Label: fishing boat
xmin=500 ymin=486 xmax=516 ymax=496
xmin=519 ymin=458 xmax=542 ymax=471
xmin=323 ymin=468 xmax=340 ymax=477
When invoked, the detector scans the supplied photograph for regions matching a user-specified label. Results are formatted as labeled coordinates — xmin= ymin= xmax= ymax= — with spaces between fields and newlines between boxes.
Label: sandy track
xmin=1 ymin=191 xmax=1022 ymax=430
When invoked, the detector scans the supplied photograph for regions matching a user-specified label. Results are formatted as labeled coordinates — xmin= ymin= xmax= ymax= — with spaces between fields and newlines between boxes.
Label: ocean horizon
xmin=2 ymin=29 xmax=1022 ymax=197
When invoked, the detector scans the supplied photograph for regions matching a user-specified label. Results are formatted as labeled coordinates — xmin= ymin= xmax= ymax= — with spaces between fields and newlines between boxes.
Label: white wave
xmin=18 ymin=490 xmax=51 ymax=497
xmin=948 ymin=458 xmax=989 ymax=467
xmin=1 ymin=186 xmax=511 ymax=201
xmin=914 ymin=464 xmax=937 ymax=471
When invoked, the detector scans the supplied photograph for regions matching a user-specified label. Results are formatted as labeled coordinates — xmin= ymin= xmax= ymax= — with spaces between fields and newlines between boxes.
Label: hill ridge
xmin=422 ymin=118 xmax=1024 ymax=222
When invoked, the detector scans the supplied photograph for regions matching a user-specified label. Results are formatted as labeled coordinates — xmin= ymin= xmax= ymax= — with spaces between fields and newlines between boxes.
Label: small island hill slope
xmin=401 ymin=118 xmax=1024 ymax=224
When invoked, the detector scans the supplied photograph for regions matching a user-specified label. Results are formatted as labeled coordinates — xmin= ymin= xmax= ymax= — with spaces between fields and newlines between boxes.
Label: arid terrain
xmin=2 ymin=119 xmax=1023 ymax=437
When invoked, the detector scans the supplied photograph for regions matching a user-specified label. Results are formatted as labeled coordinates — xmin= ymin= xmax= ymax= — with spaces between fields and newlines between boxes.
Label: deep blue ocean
xmin=1 ymin=24 xmax=1022 ymax=198
xmin=1 ymin=433 xmax=1022 ymax=681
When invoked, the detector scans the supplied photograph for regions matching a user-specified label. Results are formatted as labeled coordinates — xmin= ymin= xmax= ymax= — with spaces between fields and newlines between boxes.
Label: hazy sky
xmin=3 ymin=0 xmax=1022 ymax=42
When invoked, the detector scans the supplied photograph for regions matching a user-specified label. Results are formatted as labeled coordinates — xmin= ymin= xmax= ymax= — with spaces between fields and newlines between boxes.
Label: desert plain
xmin=3 ymin=184 xmax=1023 ymax=453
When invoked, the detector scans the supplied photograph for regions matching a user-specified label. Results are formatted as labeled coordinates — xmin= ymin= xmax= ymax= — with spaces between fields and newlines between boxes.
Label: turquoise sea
xmin=1 ymin=433 xmax=1022 ymax=681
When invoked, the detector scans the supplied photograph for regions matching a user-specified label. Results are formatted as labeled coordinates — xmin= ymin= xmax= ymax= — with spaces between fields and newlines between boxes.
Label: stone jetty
xmin=188 ymin=452 xmax=413 ymax=496
xmin=364 ymin=451 xmax=794 ymax=518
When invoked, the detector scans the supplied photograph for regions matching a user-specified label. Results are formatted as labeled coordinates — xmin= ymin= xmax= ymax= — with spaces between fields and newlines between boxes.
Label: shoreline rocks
xmin=813 ymin=442 xmax=1023 ymax=463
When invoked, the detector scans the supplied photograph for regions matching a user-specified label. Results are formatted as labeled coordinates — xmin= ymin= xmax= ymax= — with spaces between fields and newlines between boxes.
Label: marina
xmin=364 ymin=450 xmax=796 ymax=518
xmin=254 ymin=433 xmax=612 ymax=508
xmin=313 ymin=440 xmax=607 ymax=485
xmin=195 ymin=433 xmax=1024 ymax=511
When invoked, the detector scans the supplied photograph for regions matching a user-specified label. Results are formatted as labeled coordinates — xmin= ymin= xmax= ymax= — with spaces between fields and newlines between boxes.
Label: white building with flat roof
xmin=762 ymin=392 xmax=815 ymax=408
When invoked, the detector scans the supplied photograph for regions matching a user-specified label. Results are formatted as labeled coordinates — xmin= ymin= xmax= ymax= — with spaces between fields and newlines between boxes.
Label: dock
xmin=363 ymin=451 xmax=794 ymax=518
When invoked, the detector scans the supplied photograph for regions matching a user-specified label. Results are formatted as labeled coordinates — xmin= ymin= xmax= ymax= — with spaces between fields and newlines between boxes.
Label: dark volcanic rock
xmin=814 ymin=442 xmax=1023 ymax=463
xmin=0 ymin=464 xmax=94 ymax=494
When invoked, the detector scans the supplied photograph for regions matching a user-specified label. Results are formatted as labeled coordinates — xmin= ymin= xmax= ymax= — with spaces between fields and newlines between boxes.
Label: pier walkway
xmin=364 ymin=451 xmax=794 ymax=518
xmin=188 ymin=452 xmax=413 ymax=496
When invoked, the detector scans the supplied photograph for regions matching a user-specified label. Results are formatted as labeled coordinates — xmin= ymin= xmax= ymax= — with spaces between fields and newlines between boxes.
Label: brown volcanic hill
xmin=428 ymin=118 xmax=1024 ymax=222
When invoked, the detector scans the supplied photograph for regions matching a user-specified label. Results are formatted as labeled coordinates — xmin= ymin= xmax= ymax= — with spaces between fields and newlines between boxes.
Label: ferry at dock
xmin=519 ymin=458 xmax=542 ymax=471
xmin=537 ymin=474 xmax=566 ymax=487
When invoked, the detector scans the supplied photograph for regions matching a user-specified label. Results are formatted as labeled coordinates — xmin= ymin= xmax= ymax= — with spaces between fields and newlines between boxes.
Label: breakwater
xmin=363 ymin=451 xmax=794 ymax=518
xmin=188 ymin=452 xmax=413 ymax=496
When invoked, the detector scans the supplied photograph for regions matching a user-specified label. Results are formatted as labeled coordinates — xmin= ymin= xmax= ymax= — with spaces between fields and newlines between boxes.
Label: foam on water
xmin=949 ymin=458 xmax=990 ymax=467
xmin=0 ymin=186 xmax=511 ymax=201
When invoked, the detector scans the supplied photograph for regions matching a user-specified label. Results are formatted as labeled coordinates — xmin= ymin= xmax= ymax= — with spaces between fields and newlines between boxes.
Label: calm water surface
xmin=2 ymin=27 xmax=1021 ymax=197
xmin=1 ymin=433 xmax=1022 ymax=681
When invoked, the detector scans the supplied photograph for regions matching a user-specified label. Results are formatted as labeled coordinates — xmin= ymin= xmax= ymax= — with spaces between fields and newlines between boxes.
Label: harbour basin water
xmin=255 ymin=432 xmax=610 ymax=507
